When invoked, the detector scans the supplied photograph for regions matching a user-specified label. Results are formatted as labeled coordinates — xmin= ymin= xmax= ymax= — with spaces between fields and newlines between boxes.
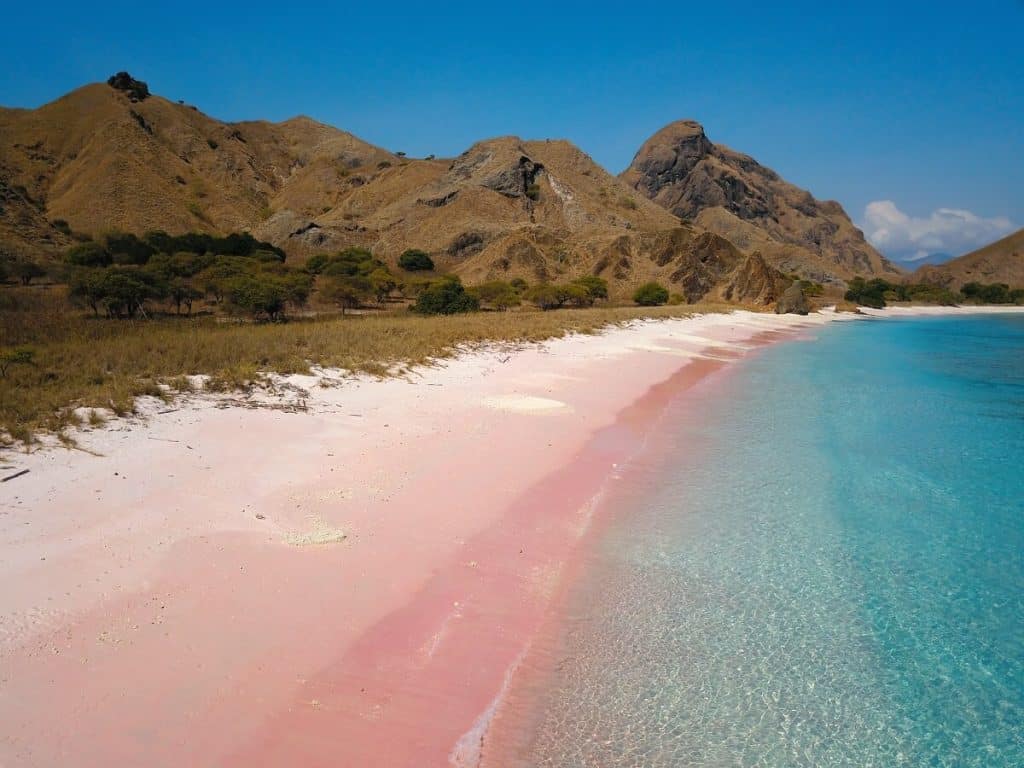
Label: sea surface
xmin=499 ymin=314 xmax=1024 ymax=767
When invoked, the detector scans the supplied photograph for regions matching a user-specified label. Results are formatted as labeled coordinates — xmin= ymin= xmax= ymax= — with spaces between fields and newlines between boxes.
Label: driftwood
xmin=1 ymin=469 xmax=30 ymax=483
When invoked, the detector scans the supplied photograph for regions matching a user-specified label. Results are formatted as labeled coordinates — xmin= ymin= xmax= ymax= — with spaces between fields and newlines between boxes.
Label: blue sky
xmin=2 ymin=1 xmax=1021 ymax=262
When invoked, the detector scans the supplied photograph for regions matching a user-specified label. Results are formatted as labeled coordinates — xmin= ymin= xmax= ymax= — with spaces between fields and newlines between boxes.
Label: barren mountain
xmin=620 ymin=120 xmax=902 ymax=283
xmin=0 ymin=76 xmax=794 ymax=303
xmin=0 ymin=76 xmax=394 ymax=253
xmin=913 ymin=228 xmax=1024 ymax=289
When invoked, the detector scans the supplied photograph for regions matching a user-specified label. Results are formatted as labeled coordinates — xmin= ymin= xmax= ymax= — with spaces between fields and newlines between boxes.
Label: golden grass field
xmin=1 ymin=285 xmax=740 ymax=444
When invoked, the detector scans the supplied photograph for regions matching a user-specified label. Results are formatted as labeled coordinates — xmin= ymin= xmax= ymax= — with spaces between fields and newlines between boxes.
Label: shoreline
xmin=0 ymin=305 xmax=1017 ymax=766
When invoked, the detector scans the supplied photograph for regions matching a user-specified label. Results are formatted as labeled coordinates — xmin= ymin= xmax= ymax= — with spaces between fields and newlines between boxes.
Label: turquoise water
xmin=509 ymin=314 xmax=1024 ymax=767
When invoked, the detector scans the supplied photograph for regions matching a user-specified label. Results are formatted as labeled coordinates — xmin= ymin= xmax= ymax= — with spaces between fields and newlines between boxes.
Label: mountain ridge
xmin=1 ymin=75 xmax=908 ymax=304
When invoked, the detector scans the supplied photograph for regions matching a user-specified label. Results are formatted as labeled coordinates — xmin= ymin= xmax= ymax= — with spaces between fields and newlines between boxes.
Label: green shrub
xmin=306 ymin=254 xmax=330 ymax=274
xmin=572 ymin=276 xmax=608 ymax=302
xmin=844 ymin=277 xmax=890 ymax=308
xmin=471 ymin=280 xmax=521 ymax=311
xmin=412 ymin=276 xmax=479 ymax=315
xmin=399 ymin=249 xmax=435 ymax=271
xmin=798 ymin=279 xmax=825 ymax=297
xmin=633 ymin=281 xmax=669 ymax=306
xmin=66 ymin=242 xmax=112 ymax=268
xmin=105 ymin=232 xmax=156 ymax=265
xmin=107 ymin=72 xmax=149 ymax=101
xmin=525 ymin=284 xmax=563 ymax=310
xmin=962 ymin=282 xmax=1015 ymax=304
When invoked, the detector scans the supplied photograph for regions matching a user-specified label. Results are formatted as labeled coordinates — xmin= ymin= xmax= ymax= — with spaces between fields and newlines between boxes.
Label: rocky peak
xmin=626 ymin=120 xmax=713 ymax=201
xmin=621 ymin=120 xmax=902 ymax=280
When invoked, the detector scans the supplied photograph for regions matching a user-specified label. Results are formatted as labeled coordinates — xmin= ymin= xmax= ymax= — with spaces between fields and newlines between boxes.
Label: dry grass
xmin=1 ymin=285 xmax=741 ymax=440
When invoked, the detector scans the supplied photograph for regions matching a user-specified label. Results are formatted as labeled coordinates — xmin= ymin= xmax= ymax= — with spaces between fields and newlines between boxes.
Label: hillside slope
xmin=0 ymin=76 xmax=794 ymax=304
xmin=913 ymin=228 xmax=1024 ymax=289
xmin=620 ymin=120 xmax=902 ymax=283
xmin=0 ymin=78 xmax=394 ymax=251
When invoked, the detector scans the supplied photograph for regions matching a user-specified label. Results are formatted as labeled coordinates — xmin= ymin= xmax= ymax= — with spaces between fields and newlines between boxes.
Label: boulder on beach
xmin=775 ymin=282 xmax=810 ymax=315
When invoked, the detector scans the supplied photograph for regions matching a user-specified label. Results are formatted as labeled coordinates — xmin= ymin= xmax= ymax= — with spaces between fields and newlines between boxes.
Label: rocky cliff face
xmin=621 ymin=120 xmax=902 ymax=283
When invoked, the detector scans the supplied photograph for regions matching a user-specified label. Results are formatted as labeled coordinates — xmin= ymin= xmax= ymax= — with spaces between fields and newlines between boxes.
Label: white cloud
xmin=861 ymin=200 xmax=1016 ymax=262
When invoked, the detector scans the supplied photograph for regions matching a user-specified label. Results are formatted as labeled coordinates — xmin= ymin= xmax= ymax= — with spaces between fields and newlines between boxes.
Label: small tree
xmin=633 ymin=281 xmax=669 ymax=306
xmin=11 ymin=260 xmax=46 ymax=285
xmin=167 ymin=278 xmax=202 ymax=315
xmin=68 ymin=268 xmax=107 ymax=316
xmin=398 ymin=249 xmax=435 ymax=271
xmin=225 ymin=274 xmax=286 ymax=321
xmin=321 ymin=274 xmax=373 ymax=314
xmin=472 ymin=280 xmax=521 ymax=311
xmin=525 ymin=284 xmax=563 ymax=310
xmin=412 ymin=277 xmax=479 ymax=315
xmin=368 ymin=268 xmax=398 ymax=303
xmin=98 ymin=268 xmax=166 ymax=318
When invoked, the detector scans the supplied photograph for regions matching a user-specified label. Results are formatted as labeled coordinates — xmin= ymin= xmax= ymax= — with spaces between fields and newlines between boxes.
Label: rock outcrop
xmin=621 ymin=120 xmax=902 ymax=283
xmin=775 ymin=282 xmax=810 ymax=314
xmin=721 ymin=251 xmax=788 ymax=305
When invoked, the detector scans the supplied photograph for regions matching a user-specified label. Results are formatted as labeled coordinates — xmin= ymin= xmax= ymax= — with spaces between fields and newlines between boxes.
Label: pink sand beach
xmin=0 ymin=310 xmax=849 ymax=767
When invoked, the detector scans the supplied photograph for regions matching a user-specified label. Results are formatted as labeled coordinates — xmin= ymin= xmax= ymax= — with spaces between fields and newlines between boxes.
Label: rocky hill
xmin=913 ymin=228 xmax=1024 ymax=289
xmin=620 ymin=120 xmax=902 ymax=283
xmin=0 ymin=76 xmax=807 ymax=304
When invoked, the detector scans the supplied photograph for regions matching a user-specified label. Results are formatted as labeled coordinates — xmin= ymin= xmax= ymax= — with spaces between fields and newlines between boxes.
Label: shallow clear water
xmin=511 ymin=315 xmax=1024 ymax=767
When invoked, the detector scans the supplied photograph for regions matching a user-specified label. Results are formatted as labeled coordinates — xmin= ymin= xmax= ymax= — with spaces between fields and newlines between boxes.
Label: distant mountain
xmin=620 ymin=120 xmax=903 ymax=283
xmin=913 ymin=229 xmax=1024 ymax=289
xmin=896 ymin=252 xmax=952 ymax=267
xmin=0 ymin=75 xmax=796 ymax=304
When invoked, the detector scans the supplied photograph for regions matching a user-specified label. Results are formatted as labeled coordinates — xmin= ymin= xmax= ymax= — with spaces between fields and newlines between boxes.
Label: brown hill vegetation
xmin=913 ymin=228 xmax=1024 ymax=290
xmin=0 ymin=77 xmax=798 ymax=304
xmin=2 ymin=75 xmax=920 ymax=305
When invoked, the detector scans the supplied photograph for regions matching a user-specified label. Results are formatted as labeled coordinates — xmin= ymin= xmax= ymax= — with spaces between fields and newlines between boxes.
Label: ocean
xmin=496 ymin=313 xmax=1024 ymax=767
